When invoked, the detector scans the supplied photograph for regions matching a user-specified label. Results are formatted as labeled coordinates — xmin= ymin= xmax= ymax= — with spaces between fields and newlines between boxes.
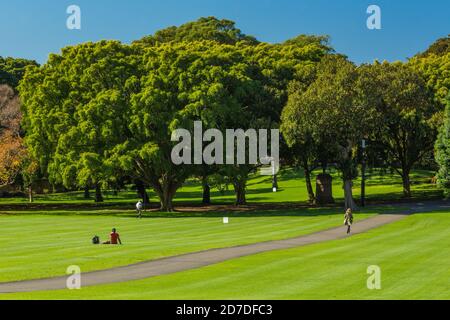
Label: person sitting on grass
xmin=344 ymin=208 xmax=354 ymax=234
xmin=103 ymin=228 xmax=122 ymax=245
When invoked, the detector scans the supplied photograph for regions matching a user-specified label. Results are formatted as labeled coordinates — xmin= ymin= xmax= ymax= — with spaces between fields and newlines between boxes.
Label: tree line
xmin=0 ymin=17 xmax=449 ymax=210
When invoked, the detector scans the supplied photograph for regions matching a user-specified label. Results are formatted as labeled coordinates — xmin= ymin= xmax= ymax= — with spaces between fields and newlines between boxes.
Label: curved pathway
xmin=1 ymin=200 xmax=448 ymax=293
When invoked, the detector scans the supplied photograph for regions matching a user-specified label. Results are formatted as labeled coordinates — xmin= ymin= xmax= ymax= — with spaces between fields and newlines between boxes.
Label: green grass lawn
xmin=0 ymin=167 xmax=445 ymax=300
xmin=4 ymin=211 xmax=448 ymax=300
xmin=0 ymin=168 xmax=441 ymax=207
xmin=0 ymin=208 xmax=379 ymax=283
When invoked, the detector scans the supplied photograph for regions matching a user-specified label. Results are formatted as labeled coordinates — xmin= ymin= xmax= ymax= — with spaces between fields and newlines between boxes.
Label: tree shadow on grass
xmin=0 ymin=201 xmax=421 ymax=219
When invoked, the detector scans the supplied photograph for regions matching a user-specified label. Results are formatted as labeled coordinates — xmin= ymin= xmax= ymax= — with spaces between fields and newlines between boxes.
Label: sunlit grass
xmin=4 ymin=211 xmax=448 ymax=300
xmin=0 ymin=207 xmax=379 ymax=282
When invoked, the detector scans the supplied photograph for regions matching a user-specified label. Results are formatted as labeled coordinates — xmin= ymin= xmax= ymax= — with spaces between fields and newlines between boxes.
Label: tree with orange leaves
xmin=0 ymin=85 xmax=27 ymax=187
xmin=0 ymin=131 xmax=26 ymax=186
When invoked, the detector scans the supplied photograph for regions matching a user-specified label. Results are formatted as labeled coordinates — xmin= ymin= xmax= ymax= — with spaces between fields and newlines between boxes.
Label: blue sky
xmin=1 ymin=0 xmax=449 ymax=64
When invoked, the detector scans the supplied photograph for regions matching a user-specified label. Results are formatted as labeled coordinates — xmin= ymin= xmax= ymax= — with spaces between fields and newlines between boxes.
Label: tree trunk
xmin=84 ymin=186 xmax=90 ymax=199
xmin=304 ymin=168 xmax=316 ymax=204
xmin=234 ymin=177 xmax=247 ymax=206
xmin=202 ymin=176 xmax=211 ymax=205
xmin=402 ymin=170 xmax=412 ymax=198
xmin=28 ymin=185 xmax=33 ymax=203
xmin=160 ymin=196 xmax=174 ymax=212
xmin=343 ymin=179 xmax=357 ymax=211
xmin=95 ymin=184 xmax=103 ymax=203
xmin=316 ymin=173 xmax=334 ymax=205
xmin=136 ymin=180 xmax=150 ymax=204
xmin=159 ymin=187 xmax=176 ymax=212
xmin=152 ymin=178 xmax=179 ymax=212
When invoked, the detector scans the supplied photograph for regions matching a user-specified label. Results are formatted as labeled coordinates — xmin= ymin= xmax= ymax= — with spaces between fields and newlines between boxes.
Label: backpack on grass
xmin=92 ymin=235 xmax=100 ymax=245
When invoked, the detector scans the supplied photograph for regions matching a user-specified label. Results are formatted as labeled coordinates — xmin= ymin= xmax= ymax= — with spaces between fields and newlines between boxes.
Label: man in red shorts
xmin=103 ymin=228 xmax=122 ymax=245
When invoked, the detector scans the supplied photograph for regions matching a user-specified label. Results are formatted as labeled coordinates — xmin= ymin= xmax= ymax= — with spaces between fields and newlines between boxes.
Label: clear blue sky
xmin=1 ymin=0 xmax=449 ymax=64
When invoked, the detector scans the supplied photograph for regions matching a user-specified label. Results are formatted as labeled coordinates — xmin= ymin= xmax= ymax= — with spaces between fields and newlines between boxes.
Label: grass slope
xmin=0 ymin=208 xmax=377 ymax=282
xmin=4 ymin=211 xmax=448 ymax=300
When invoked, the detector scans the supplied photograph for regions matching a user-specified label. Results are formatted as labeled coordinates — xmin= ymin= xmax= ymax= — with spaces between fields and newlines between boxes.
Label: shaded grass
xmin=0 ymin=169 xmax=442 ymax=209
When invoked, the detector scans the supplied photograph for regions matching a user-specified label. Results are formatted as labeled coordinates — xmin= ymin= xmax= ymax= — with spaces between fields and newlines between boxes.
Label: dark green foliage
xmin=357 ymin=62 xmax=440 ymax=197
xmin=416 ymin=35 xmax=450 ymax=58
xmin=436 ymin=96 xmax=450 ymax=196
xmin=134 ymin=17 xmax=259 ymax=46
xmin=19 ymin=17 xmax=328 ymax=210
xmin=283 ymin=34 xmax=334 ymax=53
xmin=0 ymin=57 xmax=38 ymax=89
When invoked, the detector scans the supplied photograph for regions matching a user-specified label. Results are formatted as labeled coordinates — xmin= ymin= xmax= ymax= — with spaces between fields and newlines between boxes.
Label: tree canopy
xmin=357 ymin=62 xmax=440 ymax=197
xmin=409 ymin=35 xmax=450 ymax=106
xmin=19 ymin=41 xmax=140 ymax=201
xmin=282 ymin=55 xmax=376 ymax=210
xmin=0 ymin=57 xmax=38 ymax=89
xmin=416 ymin=35 xmax=450 ymax=58
xmin=134 ymin=17 xmax=259 ymax=46
xmin=19 ymin=16 xmax=330 ymax=209
xmin=283 ymin=34 xmax=334 ymax=53
xmin=436 ymin=95 xmax=450 ymax=196
xmin=0 ymin=85 xmax=26 ymax=187
xmin=14 ymin=16 xmax=450 ymax=209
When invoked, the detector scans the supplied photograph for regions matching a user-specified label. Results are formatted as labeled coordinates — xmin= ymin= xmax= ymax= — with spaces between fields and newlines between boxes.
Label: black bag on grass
xmin=92 ymin=235 xmax=100 ymax=245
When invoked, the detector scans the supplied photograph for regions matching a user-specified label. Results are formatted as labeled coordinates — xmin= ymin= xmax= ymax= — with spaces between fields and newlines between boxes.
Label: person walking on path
xmin=344 ymin=208 xmax=354 ymax=234
xmin=136 ymin=200 xmax=144 ymax=218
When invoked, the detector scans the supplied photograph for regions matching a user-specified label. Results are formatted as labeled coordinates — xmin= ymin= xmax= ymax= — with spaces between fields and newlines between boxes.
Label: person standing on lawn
xmin=136 ymin=200 xmax=144 ymax=218
xmin=344 ymin=208 xmax=354 ymax=234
